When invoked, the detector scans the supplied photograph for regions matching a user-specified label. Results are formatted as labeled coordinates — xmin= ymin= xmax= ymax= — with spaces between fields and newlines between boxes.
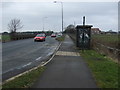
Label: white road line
xmin=2 ymin=68 xmax=14 ymax=74
xmin=36 ymin=57 xmax=42 ymax=61
xmin=2 ymin=42 xmax=62 ymax=85
xmin=22 ymin=62 xmax=32 ymax=68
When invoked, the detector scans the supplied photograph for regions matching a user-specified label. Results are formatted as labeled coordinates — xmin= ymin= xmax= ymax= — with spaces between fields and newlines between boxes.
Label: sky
xmin=0 ymin=0 xmax=119 ymax=33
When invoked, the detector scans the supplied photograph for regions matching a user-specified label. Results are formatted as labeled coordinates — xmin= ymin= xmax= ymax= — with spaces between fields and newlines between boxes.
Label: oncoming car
xmin=57 ymin=33 xmax=62 ymax=37
xmin=51 ymin=33 xmax=56 ymax=37
xmin=34 ymin=34 xmax=46 ymax=42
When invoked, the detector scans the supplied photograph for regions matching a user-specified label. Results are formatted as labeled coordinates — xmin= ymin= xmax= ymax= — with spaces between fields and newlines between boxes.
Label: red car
xmin=34 ymin=34 xmax=46 ymax=42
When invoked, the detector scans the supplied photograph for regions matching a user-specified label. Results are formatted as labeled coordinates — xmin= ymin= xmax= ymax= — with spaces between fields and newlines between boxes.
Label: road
xmin=2 ymin=36 xmax=59 ymax=81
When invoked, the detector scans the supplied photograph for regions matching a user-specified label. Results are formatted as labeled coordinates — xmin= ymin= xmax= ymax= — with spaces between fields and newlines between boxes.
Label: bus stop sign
xmin=76 ymin=25 xmax=93 ymax=49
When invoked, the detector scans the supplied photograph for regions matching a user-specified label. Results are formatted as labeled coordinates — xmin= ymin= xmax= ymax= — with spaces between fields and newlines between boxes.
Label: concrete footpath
xmin=32 ymin=35 xmax=98 ymax=88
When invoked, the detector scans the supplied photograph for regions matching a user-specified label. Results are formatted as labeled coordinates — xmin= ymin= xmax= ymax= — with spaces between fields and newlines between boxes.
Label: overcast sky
xmin=0 ymin=0 xmax=118 ymax=32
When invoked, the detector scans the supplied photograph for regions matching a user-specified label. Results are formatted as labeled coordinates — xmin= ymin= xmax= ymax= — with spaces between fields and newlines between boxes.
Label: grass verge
xmin=80 ymin=50 xmax=119 ymax=88
xmin=2 ymin=66 xmax=45 ymax=88
xmin=2 ymin=35 xmax=11 ymax=42
xmin=55 ymin=35 xmax=65 ymax=42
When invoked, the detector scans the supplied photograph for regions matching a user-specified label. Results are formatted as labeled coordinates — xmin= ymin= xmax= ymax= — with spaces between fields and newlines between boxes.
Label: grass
xmin=2 ymin=35 xmax=11 ymax=42
xmin=2 ymin=66 xmax=45 ymax=88
xmin=92 ymin=34 xmax=119 ymax=48
xmin=80 ymin=50 xmax=119 ymax=88
xmin=55 ymin=35 xmax=65 ymax=41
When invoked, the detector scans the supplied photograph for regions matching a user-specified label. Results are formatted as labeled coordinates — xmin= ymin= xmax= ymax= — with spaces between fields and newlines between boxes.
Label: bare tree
xmin=8 ymin=18 xmax=23 ymax=33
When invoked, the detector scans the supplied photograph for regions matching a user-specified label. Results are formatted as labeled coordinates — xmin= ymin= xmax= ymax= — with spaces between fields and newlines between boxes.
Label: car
xmin=57 ymin=33 xmax=62 ymax=37
xmin=34 ymin=34 xmax=46 ymax=42
xmin=51 ymin=33 xmax=56 ymax=37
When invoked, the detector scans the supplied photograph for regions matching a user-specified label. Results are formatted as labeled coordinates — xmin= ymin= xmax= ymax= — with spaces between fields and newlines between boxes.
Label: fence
xmin=2 ymin=33 xmax=36 ymax=43
xmin=10 ymin=33 xmax=36 ymax=40
xmin=2 ymin=31 xmax=53 ymax=42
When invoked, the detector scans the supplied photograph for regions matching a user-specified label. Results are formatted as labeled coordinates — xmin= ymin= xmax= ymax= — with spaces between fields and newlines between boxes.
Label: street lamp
xmin=42 ymin=17 xmax=48 ymax=31
xmin=54 ymin=1 xmax=63 ymax=33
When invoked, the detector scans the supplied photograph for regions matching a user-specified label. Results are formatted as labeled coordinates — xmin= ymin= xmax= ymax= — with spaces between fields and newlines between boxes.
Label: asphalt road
xmin=2 ymin=36 xmax=59 ymax=81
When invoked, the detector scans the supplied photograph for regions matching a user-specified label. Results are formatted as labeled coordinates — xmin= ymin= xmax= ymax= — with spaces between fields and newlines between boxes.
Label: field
xmin=91 ymin=34 xmax=119 ymax=62
xmin=91 ymin=34 xmax=119 ymax=48
xmin=1 ymin=34 xmax=11 ymax=42
xmin=0 ymin=35 xmax=1 ymax=41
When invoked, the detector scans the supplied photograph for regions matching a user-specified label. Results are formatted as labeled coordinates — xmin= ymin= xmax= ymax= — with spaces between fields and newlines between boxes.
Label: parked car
xmin=51 ymin=33 xmax=56 ymax=37
xmin=34 ymin=34 xmax=46 ymax=42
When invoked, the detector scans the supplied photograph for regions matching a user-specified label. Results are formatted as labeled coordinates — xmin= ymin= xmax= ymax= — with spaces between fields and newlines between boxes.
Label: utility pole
xmin=42 ymin=17 xmax=47 ymax=31
xmin=83 ymin=16 xmax=85 ymax=26
xmin=82 ymin=16 xmax=85 ymax=51
xmin=54 ymin=1 xmax=64 ymax=33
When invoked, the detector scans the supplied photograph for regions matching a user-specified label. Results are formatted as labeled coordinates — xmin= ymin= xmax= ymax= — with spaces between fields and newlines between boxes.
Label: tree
xmin=8 ymin=18 xmax=23 ymax=33
xmin=65 ymin=24 xmax=75 ymax=34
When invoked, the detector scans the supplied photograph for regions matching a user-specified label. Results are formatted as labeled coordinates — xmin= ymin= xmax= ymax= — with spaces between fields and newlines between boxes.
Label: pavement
xmin=32 ymin=35 xmax=98 ymax=88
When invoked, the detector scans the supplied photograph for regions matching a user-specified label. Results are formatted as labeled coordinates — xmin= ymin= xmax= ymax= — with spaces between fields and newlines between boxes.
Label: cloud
xmin=2 ymin=0 xmax=119 ymax=2
xmin=1 ymin=2 xmax=118 ymax=33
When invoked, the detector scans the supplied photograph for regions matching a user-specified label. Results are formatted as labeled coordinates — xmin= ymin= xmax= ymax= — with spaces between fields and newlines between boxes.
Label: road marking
xmin=56 ymin=51 xmax=80 ymax=56
xmin=36 ymin=57 xmax=42 ymax=61
xmin=22 ymin=62 xmax=32 ymax=67
xmin=2 ymin=42 xmax=62 ymax=85
xmin=2 ymin=68 xmax=14 ymax=74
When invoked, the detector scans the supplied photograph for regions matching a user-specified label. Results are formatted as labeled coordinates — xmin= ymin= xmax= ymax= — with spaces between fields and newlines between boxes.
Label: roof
xmin=91 ymin=28 xmax=101 ymax=32
xmin=76 ymin=25 xmax=93 ymax=29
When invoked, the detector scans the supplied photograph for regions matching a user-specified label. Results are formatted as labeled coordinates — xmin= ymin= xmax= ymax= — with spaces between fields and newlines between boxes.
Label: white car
xmin=57 ymin=33 xmax=62 ymax=37
xmin=51 ymin=33 xmax=56 ymax=37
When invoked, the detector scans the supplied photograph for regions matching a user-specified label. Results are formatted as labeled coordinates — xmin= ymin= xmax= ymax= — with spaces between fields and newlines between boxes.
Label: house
xmin=91 ymin=28 xmax=101 ymax=34
xmin=100 ymin=31 xmax=106 ymax=34
xmin=105 ymin=30 xmax=117 ymax=34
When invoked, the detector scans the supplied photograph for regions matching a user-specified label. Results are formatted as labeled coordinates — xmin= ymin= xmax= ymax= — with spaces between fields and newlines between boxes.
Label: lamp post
xmin=54 ymin=1 xmax=63 ymax=33
xmin=42 ymin=17 xmax=47 ymax=31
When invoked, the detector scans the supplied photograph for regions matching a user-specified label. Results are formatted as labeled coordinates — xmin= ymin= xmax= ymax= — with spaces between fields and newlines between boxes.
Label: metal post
xmin=61 ymin=2 xmax=63 ymax=33
xmin=43 ymin=20 xmax=44 ymax=31
xmin=54 ymin=1 xmax=63 ymax=33
xmin=83 ymin=16 xmax=85 ymax=26
xmin=82 ymin=16 xmax=85 ymax=51
xmin=42 ymin=17 xmax=47 ymax=31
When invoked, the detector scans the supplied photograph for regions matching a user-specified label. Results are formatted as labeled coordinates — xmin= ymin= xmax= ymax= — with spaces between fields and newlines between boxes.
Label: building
xmin=91 ymin=28 xmax=101 ymax=34
xmin=105 ymin=30 xmax=117 ymax=34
